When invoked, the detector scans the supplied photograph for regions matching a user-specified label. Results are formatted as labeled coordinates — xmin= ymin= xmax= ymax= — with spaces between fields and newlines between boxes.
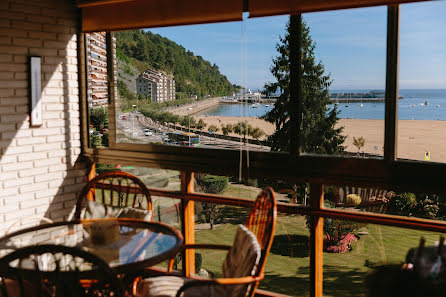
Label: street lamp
xmin=188 ymin=107 xmax=193 ymax=132
xmin=132 ymin=104 xmax=136 ymax=136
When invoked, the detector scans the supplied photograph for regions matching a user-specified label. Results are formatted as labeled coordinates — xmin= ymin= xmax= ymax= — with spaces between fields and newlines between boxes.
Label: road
xmin=117 ymin=112 xmax=270 ymax=152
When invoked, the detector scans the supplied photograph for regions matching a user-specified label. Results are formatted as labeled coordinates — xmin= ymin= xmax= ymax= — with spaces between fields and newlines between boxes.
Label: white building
xmin=136 ymin=69 xmax=175 ymax=103
xmin=85 ymin=32 xmax=116 ymax=108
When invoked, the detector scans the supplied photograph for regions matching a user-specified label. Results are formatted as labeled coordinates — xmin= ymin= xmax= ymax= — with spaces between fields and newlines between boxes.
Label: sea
xmin=196 ymin=89 xmax=446 ymax=120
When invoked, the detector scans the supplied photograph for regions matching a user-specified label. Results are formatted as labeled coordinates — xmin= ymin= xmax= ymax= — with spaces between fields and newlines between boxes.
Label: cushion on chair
xmin=136 ymin=276 xmax=225 ymax=297
xmin=85 ymin=200 xmax=152 ymax=221
xmin=222 ymin=224 xmax=261 ymax=297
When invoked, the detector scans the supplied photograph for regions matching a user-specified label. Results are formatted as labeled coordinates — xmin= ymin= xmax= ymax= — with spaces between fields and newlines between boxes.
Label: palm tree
xmin=353 ymin=136 xmax=365 ymax=155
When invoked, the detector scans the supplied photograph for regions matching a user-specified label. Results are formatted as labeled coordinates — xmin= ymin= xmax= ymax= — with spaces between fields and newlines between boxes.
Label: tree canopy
xmin=115 ymin=30 xmax=236 ymax=98
xmin=263 ymin=16 xmax=345 ymax=154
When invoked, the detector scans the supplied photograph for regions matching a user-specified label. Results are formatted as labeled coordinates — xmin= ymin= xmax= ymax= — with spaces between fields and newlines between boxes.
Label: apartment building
xmin=85 ymin=32 xmax=116 ymax=108
xmin=136 ymin=69 xmax=175 ymax=103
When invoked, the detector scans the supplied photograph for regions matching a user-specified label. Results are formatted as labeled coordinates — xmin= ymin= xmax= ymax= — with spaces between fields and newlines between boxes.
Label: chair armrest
xmin=175 ymin=275 xmax=264 ymax=297
xmin=183 ymin=244 xmax=232 ymax=251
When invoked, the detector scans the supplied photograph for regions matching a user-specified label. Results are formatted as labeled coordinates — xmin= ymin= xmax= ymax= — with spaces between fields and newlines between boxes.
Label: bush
xmin=195 ymin=175 xmax=228 ymax=194
xmin=346 ymin=194 xmax=361 ymax=205
xmin=387 ymin=192 xmax=416 ymax=215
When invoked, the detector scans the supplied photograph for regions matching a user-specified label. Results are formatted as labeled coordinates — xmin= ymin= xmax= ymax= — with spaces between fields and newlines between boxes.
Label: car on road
xmin=143 ymin=129 xmax=153 ymax=136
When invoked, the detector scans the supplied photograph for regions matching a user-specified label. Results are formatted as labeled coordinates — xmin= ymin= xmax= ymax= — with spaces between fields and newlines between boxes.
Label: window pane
xmin=301 ymin=7 xmax=386 ymax=158
xmin=398 ymin=1 xmax=446 ymax=163
xmin=324 ymin=184 xmax=446 ymax=223
xmin=193 ymin=173 xmax=308 ymax=206
xmin=86 ymin=32 xmax=110 ymax=148
xmin=111 ymin=16 xmax=289 ymax=153
xmin=322 ymin=220 xmax=445 ymax=297
xmin=195 ymin=203 xmax=310 ymax=296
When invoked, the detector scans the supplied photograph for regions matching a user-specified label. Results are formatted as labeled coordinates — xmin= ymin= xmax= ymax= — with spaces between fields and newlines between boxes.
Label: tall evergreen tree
xmin=264 ymin=17 xmax=345 ymax=154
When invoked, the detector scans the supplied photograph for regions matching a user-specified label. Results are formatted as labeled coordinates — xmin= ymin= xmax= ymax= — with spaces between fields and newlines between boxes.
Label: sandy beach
xmin=196 ymin=115 xmax=446 ymax=162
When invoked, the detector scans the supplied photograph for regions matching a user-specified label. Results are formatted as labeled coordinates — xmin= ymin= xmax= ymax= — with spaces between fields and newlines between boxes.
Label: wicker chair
xmin=0 ymin=244 xmax=124 ymax=297
xmin=74 ymin=170 xmax=153 ymax=220
xmin=133 ymin=187 xmax=277 ymax=297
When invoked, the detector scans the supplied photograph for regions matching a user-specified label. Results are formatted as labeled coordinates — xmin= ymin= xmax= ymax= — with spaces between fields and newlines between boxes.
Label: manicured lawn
xmin=195 ymin=206 xmax=441 ymax=297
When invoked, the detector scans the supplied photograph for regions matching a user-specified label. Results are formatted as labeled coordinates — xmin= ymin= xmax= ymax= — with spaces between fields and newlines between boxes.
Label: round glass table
xmin=0 ymin=218 xmax=183 ymax=274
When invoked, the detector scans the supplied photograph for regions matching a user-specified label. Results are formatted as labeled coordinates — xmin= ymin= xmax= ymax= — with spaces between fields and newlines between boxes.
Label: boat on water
xmin=425 ymin=100 xmax=429 ymax=106
xmin=410 ymin=104 xmax=416 ymax=107
xmin=252 ymin=103 xmax=259 ymax=108
xmin=436 ymin=104 xmax=440 ymax=108
xmin=265 ymin=104 xmax=270 ymax=107
xmin=360 ymin=103 xmax=364 ymax=107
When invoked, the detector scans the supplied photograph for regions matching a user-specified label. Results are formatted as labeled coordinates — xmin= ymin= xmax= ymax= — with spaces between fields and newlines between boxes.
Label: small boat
xmin=265 ymin=104 xmax=270 ymax=107
xmin=425 ymin=100 xmax=429 ymax=106
xmin=252 ymin=103 xmax=259 ymax=108
xmin=436 ymin=104 xmax=440 ymax=108
xmin=345 ymin=105 xmax=349 ymax=107
xmin=360 ymin=103 xmax=364 ymax=107
xmin=418 ymin=103 xmax=424 ymax=106
xmin=410 ymin=104 xmax=416 ymax=107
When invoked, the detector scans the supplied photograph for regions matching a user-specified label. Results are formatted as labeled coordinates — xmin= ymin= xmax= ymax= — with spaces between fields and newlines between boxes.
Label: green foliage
xmin=387 ymin=193 xmax=417 ymax=215
xmin=114 ymin=30 xmax=237 ymax=97
xmin=196 ymin=119 xmax=206 ymax=130
xmin=233 ymin=121 xmax=252 ymax=137
xmin=101 ymin=132 xmax=109 ymax=147
xmin=96 ymin=164 xmax=118 ymax=175
xmin=208 ymin=125 xmax=219 ymax=133
xmin=196 ymin=175 xmax=229 ymax=194
xmin=90 ymin=134 xmax=102 ymax=148
xmin=323 ymin=218 xmax=365 ymax=241
xmin=117 ymin=80 xmax=136 ymax=100
xmin=353 ymin=136 xmax=366 ymax=152
xmin=221 ymin=124 xmax=232 ymax=136
xmin=263 ymin=16 xmax=345 ymax=154
xmin=90 ymin=107 xmax=107 ymax=131
xmin=249 ymin=127 xmax=265 ymax=140
xmin=346 ymin=194 xmax=361 ymax=205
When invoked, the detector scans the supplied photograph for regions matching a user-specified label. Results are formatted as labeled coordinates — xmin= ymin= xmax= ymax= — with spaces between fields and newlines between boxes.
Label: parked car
xmin=144 ymin=129 xmax=152 ymax=136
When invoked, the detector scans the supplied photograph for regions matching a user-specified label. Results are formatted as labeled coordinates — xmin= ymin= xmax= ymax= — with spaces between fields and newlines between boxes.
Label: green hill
xmin=115 ymin=30 xmax=236 ymax=98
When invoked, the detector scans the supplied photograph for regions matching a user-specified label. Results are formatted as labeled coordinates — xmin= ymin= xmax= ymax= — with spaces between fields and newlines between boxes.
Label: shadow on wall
xmin=0 ymin=0 xmax=88 ymax=226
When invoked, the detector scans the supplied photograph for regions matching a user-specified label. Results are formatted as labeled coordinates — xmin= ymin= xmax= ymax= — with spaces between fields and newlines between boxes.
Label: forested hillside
xmin=115 ymin=30 xmax=236 ymax=98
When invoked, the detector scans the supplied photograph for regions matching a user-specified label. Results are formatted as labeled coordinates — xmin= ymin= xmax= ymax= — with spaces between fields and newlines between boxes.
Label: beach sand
xmin=196 ymin=115 xmax=446 ymax=162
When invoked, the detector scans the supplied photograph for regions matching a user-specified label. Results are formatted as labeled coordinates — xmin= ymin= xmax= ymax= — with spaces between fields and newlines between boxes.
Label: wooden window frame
xmin=79 ymin=3 xmax=446 ymax=297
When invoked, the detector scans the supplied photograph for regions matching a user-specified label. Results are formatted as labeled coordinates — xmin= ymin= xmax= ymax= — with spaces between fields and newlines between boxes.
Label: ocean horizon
xmin=197 ymin=89 xmax=446 ymax=120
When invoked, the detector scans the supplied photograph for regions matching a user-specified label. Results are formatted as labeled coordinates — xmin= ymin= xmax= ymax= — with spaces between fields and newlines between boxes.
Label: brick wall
xmin=0 ymin=0 xmax=87 ymax=234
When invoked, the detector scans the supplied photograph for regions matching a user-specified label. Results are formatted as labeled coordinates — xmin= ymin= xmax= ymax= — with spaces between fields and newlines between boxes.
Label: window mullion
xmin=384 ymin=5 xmax=400 ymax=161
xmin=106 ymin=32 xmax=118 ymax=149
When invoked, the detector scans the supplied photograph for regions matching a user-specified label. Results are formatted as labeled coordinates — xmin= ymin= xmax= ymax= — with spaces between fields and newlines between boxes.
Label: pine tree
xmin=264 ymin=16 xmax=345 ymax=154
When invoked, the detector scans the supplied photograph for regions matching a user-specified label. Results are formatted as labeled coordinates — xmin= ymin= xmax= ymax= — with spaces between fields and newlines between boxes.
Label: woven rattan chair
xmin=133 ymin=187 xmax=277 ymax=297
xmin=74 ymin=170 xmax=153 ymax=220
xmin=0 ymin=244 xmax=124 ymax=297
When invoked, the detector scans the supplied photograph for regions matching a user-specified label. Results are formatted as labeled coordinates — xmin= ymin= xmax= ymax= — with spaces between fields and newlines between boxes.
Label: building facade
xmin=136 ymin=69 xmax=175 ymax=103
xmin=85 ymin=32 xmax=116 ymax=108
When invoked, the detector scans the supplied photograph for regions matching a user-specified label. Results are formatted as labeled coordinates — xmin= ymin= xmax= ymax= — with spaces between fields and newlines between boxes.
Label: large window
xmin=79 ymin=1 xmax=446 ymax=297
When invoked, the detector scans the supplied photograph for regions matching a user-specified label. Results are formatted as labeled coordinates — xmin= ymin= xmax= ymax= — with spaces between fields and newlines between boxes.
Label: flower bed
xmin=324 ymin=233 xmax=357 ymax=253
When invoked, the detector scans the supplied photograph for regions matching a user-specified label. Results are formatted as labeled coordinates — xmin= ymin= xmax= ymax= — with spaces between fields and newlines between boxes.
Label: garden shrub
xmin=195 ymin=175 xmax=229 ymax=194
xmin=387 ymin=192 xmax=417 ymax=215
xmin=346 ymin=193 xmax=361 ymax=205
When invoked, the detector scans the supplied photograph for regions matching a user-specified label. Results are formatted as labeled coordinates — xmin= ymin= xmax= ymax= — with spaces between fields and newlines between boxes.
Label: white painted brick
xmin=35 ymin=172 xmax=62 ymax=183
xmin=34 ymin=143 xmax=61 ymax=152
xmin=32 ymin=128 xmax=60 ymax=136
xmin=18 ymin=167 xmax=47 ymax=178
xmin=18 ymin=152 xmax=47 ymax=162
xmin=48 ymin=164 xmax=67 ymax=173
xmin=16 ymin=136 xmax=46 ymax=146
xmin=35 ymin=187 xmax=59 ymax=199
xmin=0 ymin=172 xmax=17 ymax=181
xmin=5 ymin=208 xmax=35 ymax=221
xmin=3 ymin=176 xmax=33 ymax=188
xmin=20 ymin=197 xmax=50 ymax=209
xmin=0 ymin=203 xmax=19 ymax=214
xmin=2 ymin=161 xmax=32 ymax=171
xmin=0 ymin=154 xmax=17 ymax=164
xmin=34 ymin=157 xmax=61 ymax=168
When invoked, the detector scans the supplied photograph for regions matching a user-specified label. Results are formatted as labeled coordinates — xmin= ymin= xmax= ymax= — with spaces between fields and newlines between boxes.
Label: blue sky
xmin=150 ymin=1 xmax=446 ymax=91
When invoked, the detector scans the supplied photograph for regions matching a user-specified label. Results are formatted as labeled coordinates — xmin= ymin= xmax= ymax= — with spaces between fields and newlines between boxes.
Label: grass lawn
xmin=195 ymin=206 xmax=442 ymax=297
